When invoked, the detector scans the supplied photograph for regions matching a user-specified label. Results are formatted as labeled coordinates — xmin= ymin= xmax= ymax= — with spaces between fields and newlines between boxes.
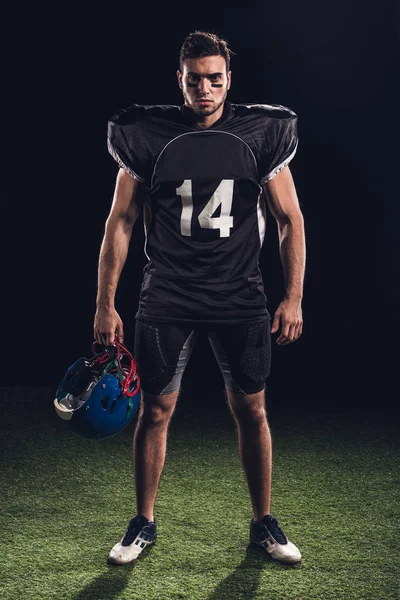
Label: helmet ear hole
xmin=101 ymin=395 xmax=109 ymax=410
xmin=109 ymin=399 xmax=118 ymax=414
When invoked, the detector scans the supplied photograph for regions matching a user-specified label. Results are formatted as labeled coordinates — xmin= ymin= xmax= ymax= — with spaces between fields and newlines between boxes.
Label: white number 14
xmin=176 ymin=179 xmax=234 ymax=238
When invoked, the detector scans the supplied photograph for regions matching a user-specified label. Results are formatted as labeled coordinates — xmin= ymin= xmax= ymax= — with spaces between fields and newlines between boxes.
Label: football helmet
xmin=54 ymin=339 xmax=140 ymax=439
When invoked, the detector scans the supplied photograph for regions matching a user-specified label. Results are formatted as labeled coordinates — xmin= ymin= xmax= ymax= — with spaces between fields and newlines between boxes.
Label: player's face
xmin=177 ymin=55 xmax=231 ymax=125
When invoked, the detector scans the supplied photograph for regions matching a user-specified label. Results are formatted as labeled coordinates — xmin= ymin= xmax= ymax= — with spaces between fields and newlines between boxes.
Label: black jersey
xmin=107 ymin=102 xmax=298 ymax=324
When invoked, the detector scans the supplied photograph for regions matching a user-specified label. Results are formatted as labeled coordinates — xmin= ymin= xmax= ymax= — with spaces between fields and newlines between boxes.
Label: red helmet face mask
xmin=54 ymin=339 xmax=141 ymax=439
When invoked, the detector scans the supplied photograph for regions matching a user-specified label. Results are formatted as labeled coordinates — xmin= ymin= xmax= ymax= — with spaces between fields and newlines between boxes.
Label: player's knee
xmin=228 ymin=390 xmax=267 ymax=426
xmin=139 ymin=392 xmax=178 ymax=427
xmin=237 ymin=405 xmax=267 ymax=427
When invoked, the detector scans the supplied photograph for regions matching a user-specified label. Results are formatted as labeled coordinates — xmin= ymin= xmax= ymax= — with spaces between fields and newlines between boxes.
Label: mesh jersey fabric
xmin=107 ymin=101 xmax=298 ymax=324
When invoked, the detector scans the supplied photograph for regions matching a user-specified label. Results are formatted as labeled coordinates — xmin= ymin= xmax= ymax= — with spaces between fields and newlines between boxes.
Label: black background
xmin=2 ymin=2 xmax=399 ymax=413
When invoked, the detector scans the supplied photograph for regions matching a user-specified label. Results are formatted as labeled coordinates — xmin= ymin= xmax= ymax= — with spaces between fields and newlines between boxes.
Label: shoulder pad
xmin=236 ymin=103 xmax=297 ymax=120
xmin=109 ymin=103 xmax=181 ymax=126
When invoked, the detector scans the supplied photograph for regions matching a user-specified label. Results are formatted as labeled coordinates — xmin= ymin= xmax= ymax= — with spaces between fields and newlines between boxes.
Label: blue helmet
xmin=54 ymin=339 xmax=140 ymax=439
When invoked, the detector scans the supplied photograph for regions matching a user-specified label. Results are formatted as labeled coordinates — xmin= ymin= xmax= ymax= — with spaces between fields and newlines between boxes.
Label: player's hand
xmin=93 ymin=306 xmax=124 ymax=346
xmin=271 ymin=298 xmax=303 ymax=345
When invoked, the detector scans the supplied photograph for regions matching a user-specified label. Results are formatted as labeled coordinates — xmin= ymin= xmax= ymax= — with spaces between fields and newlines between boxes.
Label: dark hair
xmin=179 ymin=31 xmax=234 ymax=72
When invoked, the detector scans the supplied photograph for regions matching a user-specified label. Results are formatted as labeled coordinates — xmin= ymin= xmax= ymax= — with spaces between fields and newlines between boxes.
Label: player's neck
xmin=195 ymin=114 xmax=221 ymax=129
xmin=182 ymin=102 xmax=226 ymax=129
xmin=195 ymin=105 xmax=225 ymax=129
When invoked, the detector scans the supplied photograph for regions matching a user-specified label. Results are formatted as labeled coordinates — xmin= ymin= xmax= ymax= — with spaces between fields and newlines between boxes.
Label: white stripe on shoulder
xmin=260 ymin=140 xmax=298 ymax=184
xmin=244 ymin=103 xmax=282 ymax=110
xmin=243 ymin=104 xmax=296 ymax=116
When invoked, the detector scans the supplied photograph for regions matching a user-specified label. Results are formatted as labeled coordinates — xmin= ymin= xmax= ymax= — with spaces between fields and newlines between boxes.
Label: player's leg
xmin=208 ymin=320 xmax=272 ymax=519
xmin=134 ymin=388 xmax=180 ymax=522
xmin=225 ymin=386 xmax=271 ymax=520
xmin=208 ymin=319 xmax=301 ymax=564
xmin=108 ymin=320 xmax=197 ymax=565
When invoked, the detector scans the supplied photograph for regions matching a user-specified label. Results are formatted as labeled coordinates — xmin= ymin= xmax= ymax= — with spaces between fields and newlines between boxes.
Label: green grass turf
xmin=0 ymin=386 xmax=399 ymax=600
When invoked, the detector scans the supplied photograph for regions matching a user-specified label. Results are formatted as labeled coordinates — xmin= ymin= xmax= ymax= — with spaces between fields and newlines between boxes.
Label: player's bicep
xmin=263 ymin=166 xmax=303 ymax=226
xmin=108 ymin=168 xmax=146 ymax=226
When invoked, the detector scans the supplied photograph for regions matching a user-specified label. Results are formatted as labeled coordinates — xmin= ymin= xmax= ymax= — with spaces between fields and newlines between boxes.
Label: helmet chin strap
xmin=53 ymin=396 xmax=74 ymax=420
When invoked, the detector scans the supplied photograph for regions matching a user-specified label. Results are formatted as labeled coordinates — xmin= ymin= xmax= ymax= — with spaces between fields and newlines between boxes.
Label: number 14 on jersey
xmin=176 ymin=179 xmax=234 ymax=238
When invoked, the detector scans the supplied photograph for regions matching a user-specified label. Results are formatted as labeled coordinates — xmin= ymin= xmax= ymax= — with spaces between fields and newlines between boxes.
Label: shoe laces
xmin=122 ymin=516 xmax=148 ymax=546
xmin=265 ymin=516 xmax=287 ymax=544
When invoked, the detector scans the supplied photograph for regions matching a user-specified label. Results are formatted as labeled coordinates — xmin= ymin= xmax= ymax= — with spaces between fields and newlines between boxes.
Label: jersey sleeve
xmin=259 ymin=106 xmax=298 ymax=184
xmin=107 ymin=104 xmax=148 ymax=183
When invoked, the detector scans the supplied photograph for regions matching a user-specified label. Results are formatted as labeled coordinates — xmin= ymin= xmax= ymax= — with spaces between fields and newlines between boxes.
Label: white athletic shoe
xmin=250 ymin=514 xmax=302 ymax=564
xmin=108 ymin=515 xmax=157 ymax=565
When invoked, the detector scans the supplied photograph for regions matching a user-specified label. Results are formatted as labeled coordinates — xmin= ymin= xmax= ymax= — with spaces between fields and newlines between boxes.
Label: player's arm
xmin=94 ymin=168 xmax=145 ymax=346
xmin=263 ymin=166 xmax=306 ymax=344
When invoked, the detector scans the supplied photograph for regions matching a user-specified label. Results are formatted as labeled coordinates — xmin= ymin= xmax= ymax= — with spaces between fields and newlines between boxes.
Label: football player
xmin=94 ymin=30 xmax=306 ymax=565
